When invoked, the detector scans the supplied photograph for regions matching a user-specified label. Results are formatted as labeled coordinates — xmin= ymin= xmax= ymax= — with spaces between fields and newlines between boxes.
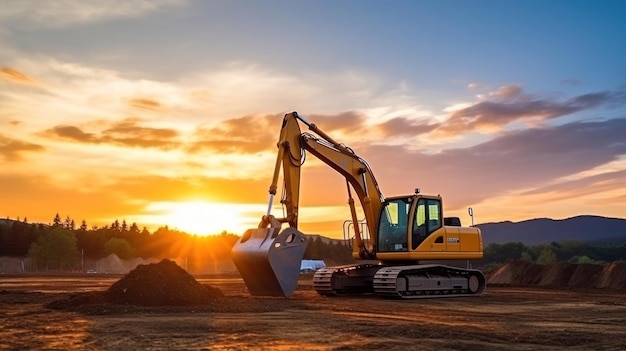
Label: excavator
xmin=231 ymin=112 xmax=486 ymax=298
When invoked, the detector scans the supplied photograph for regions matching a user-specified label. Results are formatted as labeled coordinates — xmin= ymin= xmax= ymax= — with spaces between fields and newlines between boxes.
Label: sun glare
xmin=145 ymin=201 xmax=259 ymax=236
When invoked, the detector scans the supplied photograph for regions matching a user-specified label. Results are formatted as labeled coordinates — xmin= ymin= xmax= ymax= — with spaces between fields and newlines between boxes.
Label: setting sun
xmin=141 ymin=201 xmax=260 ymax=236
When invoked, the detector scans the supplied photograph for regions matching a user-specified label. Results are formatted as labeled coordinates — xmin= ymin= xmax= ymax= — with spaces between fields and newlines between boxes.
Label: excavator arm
xmin=263 ymin=112 xmax=383 ymax=258
xmin=232 ymin=111 xmax=384 ymax=296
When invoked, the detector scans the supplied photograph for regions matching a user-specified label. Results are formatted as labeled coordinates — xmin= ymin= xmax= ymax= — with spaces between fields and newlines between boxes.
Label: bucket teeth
xmin=232 ymin=227 xmax=308 ymax=297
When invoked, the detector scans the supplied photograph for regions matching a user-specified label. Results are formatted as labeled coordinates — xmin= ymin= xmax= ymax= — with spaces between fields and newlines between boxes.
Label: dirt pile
xmin=104 ymin=259 xmax=223 ymax=306
xmin=48 ymin=259 xmax=223 ymax=311
xmin=487 ymin=260 xmax=626 ymax=290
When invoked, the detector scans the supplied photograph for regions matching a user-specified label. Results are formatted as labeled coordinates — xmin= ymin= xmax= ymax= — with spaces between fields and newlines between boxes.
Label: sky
xmin=1 ymin=0 xmax=625 ymax=238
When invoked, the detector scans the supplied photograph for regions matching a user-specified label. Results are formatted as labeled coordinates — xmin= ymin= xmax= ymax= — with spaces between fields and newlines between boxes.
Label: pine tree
xmin=63 ymin=216 xmax=72 ymax=230
xmin=53 ymin=213 xmax=62 ymax=227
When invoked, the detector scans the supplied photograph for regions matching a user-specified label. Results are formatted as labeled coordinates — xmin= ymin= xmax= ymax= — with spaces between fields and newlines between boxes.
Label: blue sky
xmin=1 ymin=0 xmax=625 ymax=237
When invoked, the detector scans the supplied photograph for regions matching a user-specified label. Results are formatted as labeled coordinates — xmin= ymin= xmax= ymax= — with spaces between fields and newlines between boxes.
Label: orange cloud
xmin=519 ymin=169 xmax=626 ymax=203
xmin=43 ymin=119 xmax=181 ymax=150
xmin=0 ymin=67 xmax=37 ymax=84
xmin=187 ymin=114 xmax=278 ymax=153
xmin=129 ymin=98 xmax=163 ymax=111
xmin=0 ymin=134 xmax=45 ymax=161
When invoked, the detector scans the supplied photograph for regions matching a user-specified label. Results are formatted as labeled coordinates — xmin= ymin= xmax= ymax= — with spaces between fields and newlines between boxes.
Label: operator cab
xmin=377 ymin=193 xmax=442 ymax=252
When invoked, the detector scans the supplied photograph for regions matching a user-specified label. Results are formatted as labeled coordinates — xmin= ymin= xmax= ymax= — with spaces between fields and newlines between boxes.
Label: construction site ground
xmin=1 ymin=273 xmax=625 ymax=351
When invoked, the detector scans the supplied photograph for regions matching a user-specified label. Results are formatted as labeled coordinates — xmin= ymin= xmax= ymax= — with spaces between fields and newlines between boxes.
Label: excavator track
xmin=314 ymin=264 xmax=485 ymax=299
xmin=373 ymin=264 xmax=486 ymax=298
xmin=313 ymin=264 xmax=381 ymax=296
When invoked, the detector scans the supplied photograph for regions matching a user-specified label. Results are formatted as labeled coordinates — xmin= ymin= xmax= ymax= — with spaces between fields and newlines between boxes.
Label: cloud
xmin=467 ymin=82 xmax=485 ymax=91
xmin=0 ymin=57 xmax=436 ymax=147
xmin=184 ymin=110 xmax=437 ymax=155
xmin=187 ymin=114 xmax=278 ymax=154
xmin=520 ymin=169 xmax=626 ymax=203
xmin=361 ymin=118 xmax=626 ymax=210
xmin=129 ymin=98 xmax=163 ymax=111
xmin=0 ymin=134 xmax=45 ymax=161
xmin=439 ymin=85 xmax=626 ymax=133
xmin=0 ymin=0 xmax=186 ymax=28
xmin=186 ymin=110 xmax=385 ymax=155
xmin=376 ymin=117 xmax=440 ymax=137
xmin=43 ymin=119 xmax=181 ymax=150
xmin=0 ymin=67 xmax=37 ymax=84
xmin=305 ymin=111 xmax=368 ymax=132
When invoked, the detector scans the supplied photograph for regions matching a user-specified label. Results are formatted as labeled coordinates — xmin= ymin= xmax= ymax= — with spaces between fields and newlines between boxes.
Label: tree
xmin=103 ymin=238 xmax=136 ymax=259
xmin=80 ymin=220 xmax=88 ymax=231
xmin=304 ymin=236 xmax=324 ymax=259
xmin=536 ymin=245 xmax=557 ymax=265
xmin=129 ymin=222 xmax=140 ymax=235
xmin=568 ymin=255 xmax=598 ymax=264
xmin=521 ymin=251 xmax=533 ymax=262
xmin=483 ymin=242 xmax=526 ymax=265
xmin=5 ymin=221 xmax=43 ymax=256
xmin=28 ymin=227 xmax=79 ymax=271
xmin=64 ymin=215 xmax=74 ymax=230
xmin=53 ymin=213 xmax=62 ymax=227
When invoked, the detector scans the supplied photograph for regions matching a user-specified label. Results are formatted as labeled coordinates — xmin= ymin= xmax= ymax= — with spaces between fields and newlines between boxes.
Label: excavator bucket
xmin=231 ymin=227 xmax=308 ymax=297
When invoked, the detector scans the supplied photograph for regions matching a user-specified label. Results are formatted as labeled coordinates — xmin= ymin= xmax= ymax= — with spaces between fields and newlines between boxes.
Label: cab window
xmin=377 ymin=198 xmax=410 ymax=252
xmin=412 ymin=198 xmax=442 ymax=249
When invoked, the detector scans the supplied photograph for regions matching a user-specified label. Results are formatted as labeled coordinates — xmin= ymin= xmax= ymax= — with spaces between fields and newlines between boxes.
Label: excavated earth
xmin=486 ymin=259 xmax=626 ymax=290
xmin=1 ymin=259 xmax=625 ymax=350
xmin=47 ymin=259 xmax=223 ymax=310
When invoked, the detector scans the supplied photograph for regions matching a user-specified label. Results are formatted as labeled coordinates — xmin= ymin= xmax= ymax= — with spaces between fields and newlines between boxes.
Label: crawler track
xmin=313 ymin=264 xmax=485 ymax=298
xmin=373 ymin=264 xmax=486 ymax=298
xmin=313 ymin=264 xmax=379 ymax=296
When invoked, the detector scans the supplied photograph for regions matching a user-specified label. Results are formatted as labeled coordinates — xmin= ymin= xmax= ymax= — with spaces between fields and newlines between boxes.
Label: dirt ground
xmin=1 ymin=274 xmax=626 ymax=351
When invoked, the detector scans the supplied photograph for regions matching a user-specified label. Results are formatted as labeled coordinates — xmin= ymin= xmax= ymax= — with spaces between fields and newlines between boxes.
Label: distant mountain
xmin=477 ymin=215 xmax=626 ymax=246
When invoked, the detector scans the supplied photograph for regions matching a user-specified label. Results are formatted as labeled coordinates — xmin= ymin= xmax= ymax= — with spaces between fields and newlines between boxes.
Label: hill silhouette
xmin=477 ymin=215 xmax=626 ymax=245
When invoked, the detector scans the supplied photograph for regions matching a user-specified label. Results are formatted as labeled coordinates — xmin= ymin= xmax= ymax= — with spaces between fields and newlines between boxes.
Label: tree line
xmin=480 ymin=240 xmax=626 ymax=268
xmin=0 ymin=215 xmax=240 ymax=272
xmin=0 ymin=215 xmax=354 ymax=272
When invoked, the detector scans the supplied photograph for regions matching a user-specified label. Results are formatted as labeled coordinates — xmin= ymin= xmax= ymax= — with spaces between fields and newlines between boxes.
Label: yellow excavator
xmin=231 ymin=112 xmax=485 ymax=298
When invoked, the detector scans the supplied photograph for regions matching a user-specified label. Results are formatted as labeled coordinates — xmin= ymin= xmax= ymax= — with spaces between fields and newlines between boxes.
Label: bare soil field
xmin=1 ymin=268 xmax=626 ymax=351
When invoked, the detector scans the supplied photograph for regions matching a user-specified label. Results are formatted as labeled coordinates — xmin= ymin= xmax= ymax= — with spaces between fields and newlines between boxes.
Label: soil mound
xmin=487 ymin=259 xmax=542 ymax=286
xmin=484 ymin=260 xmax=540 ymax=287
xmin=568 ymin=263 xmax=604 ymax=288
xmin=104 ymin=259 xmax=223 ymax=306
xmin=597 ymin=262 xmax=626 ymax=290
xmin=536 ymin=262 xmax=577 ymax=288
xmin=48 ymin=259 xmax=223 ymax=311
xmin=486 ymin=260 xmax=626 ymax=290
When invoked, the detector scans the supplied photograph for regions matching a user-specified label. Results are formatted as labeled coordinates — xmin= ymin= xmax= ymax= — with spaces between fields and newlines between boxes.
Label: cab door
xmin=411 ymin=198 xmax=444 ymax=250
